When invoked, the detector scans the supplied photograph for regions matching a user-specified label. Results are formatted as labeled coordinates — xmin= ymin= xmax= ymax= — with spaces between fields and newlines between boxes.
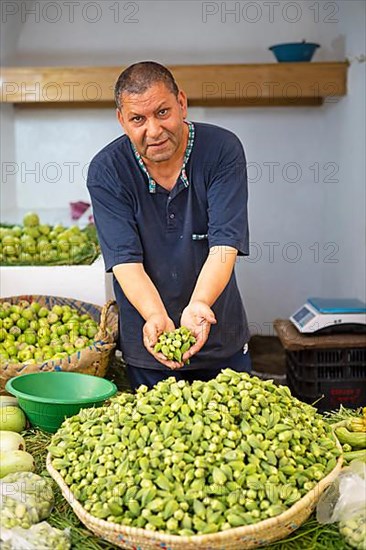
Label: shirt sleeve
xmin=207 ymin=135 xmax=249 ymax=256
xmin=87 ymin=160 xmax=143 ymax=272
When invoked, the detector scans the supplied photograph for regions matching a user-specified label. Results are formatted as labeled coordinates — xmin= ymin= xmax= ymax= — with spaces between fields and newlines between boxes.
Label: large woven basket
xmin=46 ymin=451 xmax=343 ymax=550
xmin=0 ymin=295 xmax=119 ymax=391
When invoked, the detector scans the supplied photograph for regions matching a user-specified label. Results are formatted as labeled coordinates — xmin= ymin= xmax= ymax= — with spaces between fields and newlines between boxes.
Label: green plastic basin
xmin=5 ymin=372 xmax=117 ymax=433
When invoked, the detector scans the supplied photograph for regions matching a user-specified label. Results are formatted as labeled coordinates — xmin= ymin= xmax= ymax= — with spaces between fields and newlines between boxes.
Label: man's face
xmin=116 ymin=82 xmax=188 ymax=164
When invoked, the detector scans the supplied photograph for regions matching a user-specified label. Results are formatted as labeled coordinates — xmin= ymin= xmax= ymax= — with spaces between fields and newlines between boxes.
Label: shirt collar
xmin=131 ymin=121 xmax=195 ymax=193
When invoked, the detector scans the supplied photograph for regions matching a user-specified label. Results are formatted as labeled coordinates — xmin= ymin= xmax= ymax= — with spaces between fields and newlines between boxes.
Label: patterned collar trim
xmin=131 ymin=121 xmax=195 ymax=193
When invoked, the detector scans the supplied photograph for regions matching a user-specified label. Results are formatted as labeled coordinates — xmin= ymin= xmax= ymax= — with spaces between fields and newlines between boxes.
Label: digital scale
xmin=290 ymin=297 xmax=366 ymax=334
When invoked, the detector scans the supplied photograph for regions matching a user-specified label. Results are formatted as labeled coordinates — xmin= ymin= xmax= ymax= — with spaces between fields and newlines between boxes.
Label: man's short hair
xmin=114 ymin=61 xmax=179 ymax=110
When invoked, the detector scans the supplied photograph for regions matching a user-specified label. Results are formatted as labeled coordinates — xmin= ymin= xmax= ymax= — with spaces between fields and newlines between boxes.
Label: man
xmin=87 ymin=61 xmax=251 ymax=390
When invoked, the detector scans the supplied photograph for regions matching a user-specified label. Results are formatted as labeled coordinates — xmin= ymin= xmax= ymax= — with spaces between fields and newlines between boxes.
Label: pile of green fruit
xmin=0 ymin=300 xmax=99 ymax=365
xmin=0 ymin=212 xmax=99 ymax=266
xmin=0 ymin=472 xmax=70 ymax=550
xmin=335 ymin=408 xmax=366 ymax=463
xmin=0 ymin=521 xmax=71 ymax=550
xmin=49 ymin=370 xmax=341 ymax=536
xmin=154 ymin=327 xmax=196 ymax=363
xmin=0 ymin=472 xmax=54 ymax=529
xmin=339 ymin=511 xmax=366 ymax=550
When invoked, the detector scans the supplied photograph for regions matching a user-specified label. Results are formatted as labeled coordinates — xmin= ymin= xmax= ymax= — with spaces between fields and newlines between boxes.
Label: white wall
xmin=1 ymin=0 xmax=365 ymax=331
xmin=13 ymin=108 xmax=121 ymax=209
xmin=0 ymin=0 xmax=30 ymax=65
xmin=322 ymin=2 xmax=366 ymax=304
xmin=0 ymin=0 xmax=27 ymax=215
xmin=13 ymin=0 xmax=348 ymax=66
xmin=0 ymin=105 xmax=17 ymax=213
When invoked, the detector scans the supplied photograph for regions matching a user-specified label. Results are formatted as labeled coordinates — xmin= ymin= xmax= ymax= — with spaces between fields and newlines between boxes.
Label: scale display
xmin=290 ymin=297 xmax=366 ymax=334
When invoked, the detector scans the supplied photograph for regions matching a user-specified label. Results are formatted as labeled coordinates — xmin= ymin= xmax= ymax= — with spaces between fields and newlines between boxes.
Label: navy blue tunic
xmin=87 ymin=122 xmax=250 ymax=370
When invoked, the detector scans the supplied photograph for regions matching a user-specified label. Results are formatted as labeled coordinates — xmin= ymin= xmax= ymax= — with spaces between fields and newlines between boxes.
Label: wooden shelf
xmin=0 ymin=62 xmax=348 ymax=107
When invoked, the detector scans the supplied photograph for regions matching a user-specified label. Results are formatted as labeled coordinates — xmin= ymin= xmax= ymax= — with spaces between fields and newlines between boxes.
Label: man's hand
xmin=180 ymin=301 xmax=217 ymax=362
xmin=143 ymin=314 xmax=183 ymax=369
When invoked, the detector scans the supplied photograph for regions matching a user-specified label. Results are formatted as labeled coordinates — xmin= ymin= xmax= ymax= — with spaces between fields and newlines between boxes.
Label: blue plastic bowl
xmin=269 ymin=42 xmax=320 ymax=62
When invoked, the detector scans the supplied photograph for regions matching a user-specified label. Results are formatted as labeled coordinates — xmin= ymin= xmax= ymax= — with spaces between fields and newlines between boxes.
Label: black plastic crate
xmin=286 ymin=347 xmax=366 ymax=411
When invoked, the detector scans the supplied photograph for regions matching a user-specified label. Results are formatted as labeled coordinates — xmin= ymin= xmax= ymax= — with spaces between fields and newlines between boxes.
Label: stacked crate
xmin=274 ymin=319 xmax=366 ymax=410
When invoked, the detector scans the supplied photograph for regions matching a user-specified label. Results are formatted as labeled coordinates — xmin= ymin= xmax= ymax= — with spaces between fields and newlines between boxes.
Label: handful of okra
xmin=153 ymin=327 xmax=196 ymax=363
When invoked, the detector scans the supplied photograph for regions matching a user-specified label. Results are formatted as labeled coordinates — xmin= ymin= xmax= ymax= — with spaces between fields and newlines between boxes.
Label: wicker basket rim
xmin=46 ymin=449 xmax=343 ymax=545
